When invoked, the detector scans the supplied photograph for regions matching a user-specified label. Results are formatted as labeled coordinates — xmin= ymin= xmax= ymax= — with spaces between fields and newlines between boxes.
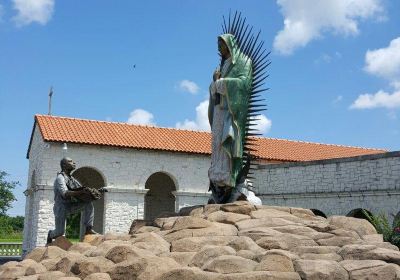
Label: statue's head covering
xmin=218 ymin=33 xmax=241 ymax=65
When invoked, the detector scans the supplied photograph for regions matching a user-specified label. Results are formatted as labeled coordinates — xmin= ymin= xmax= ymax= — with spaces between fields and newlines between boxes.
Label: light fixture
xmin=62 ymin=143 xmax=68 ymax=157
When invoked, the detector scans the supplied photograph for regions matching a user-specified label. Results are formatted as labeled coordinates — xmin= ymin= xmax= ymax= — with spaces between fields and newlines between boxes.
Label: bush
xmin=363 ymin=210 xmax=400 ymax=248
xmin=0 ymin=215 xmax=24 ymax=239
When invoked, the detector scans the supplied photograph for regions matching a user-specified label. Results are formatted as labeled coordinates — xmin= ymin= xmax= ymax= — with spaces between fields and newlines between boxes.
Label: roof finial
xmin=48 ymin=86 xmax=53 ymax=115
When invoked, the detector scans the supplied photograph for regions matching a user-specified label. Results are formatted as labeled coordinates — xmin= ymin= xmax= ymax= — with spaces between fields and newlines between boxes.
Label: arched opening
xmin=144 ymin=172 xmax=176 ymax=221
xmin=70 ymin=167 xmax=106 ymax=235
xmin=346 ymin=208 xmax=373 ymax=221
xmin=310 ymin=209 xmax=327 ymax=218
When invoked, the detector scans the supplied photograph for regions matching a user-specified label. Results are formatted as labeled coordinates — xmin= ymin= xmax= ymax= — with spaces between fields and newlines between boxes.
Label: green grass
xmin=69 ymin=238 xmax=80 ymax=243
xmin=0 ymin=231 xmax=23 ymax=242
xmin=0 ymin=238 xmax=22 ymax=243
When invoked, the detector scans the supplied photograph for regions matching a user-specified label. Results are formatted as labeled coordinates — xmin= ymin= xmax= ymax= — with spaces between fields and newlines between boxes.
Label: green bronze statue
xmin=208 ymin=12 xmax=269 ymax=204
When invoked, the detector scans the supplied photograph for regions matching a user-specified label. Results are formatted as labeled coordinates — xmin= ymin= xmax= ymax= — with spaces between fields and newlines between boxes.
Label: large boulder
xmin=294 ymin=259 xmax=349 ymax=280
xmin=206 ymin=210 xmax=250 ymax=224
xmin=153 ymin=217 xmax=180 ymax=230
xmin=17 ymin=203 xmax=400 ymax=279
xmin=256 ymin=233 xmax=318 ymax=250
xmin=227 ymin=236 xmax=264 ymax=253
xmin=107 ymin=256 xmax=181 ymax=280
xmin=25 ymin=246 xmax=66 ymax=262
xmin=202 ymin=255 xmax=258 ymax=274
xmin=328 ymin=216 xmax=377 ymax=237
xmin=220 ymin=201 xmax=255 ymax=215
xmin=170 ymin=216 xmax=212 ymax=231
xmin=349 ymin=263 xmax=400 ymax=280
xmin=255 ymin=252 xmax=295 ymax=272
xmin=190 ymin=245 xmax=236 ymax=268
xmin=236 ymin=217 xmax=302 ymax=231
xmin=68 ymin=242 xmax=96 ymax=255
xmin=71 ymin=256 xmax=114 ymax=279
xmin=179 ymin=205 xmax=204 ymax=217
xmin=105 ymin=244 xmax=153 ymax=263
xmin=171 ymin=236 xmax=238 ymax=252
xmin=83 ymin=273 xmax=112 ymax=280
xmin=164 ymin=223 xmax=237 ymax=243
xmin=52 ymin=251 xmax=85 ymax=274
xmin=218 ymin=271 xmax=301 ymax=280
xmin=161 ymin=251 xmax=197 ymax=266
xmin=238 ymin=227 xmax=281 ymax=241
xmin=154 ymin=267 xmax=219 ymax=280
xmin=49 ymin=236 xmax=73 ymax=251
xmin=19 ymin=259 xmax=47 ymax=275
xmin=131 ymin=232 xmax=170 ymax=255
xmin=0 ymin=265 xmax=27 ymax=279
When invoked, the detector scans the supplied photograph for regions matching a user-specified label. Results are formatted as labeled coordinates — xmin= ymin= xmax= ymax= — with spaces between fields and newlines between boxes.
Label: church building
xmin=24 ymin=114 xmax=397 ymax=254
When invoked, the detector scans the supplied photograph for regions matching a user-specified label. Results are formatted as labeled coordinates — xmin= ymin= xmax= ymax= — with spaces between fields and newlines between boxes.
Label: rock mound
xmin=2 ymin=201 xmax=400 ymax=279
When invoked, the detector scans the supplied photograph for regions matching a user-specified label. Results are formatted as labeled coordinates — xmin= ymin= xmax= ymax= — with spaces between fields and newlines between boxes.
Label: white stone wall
xmin=255 ymin=152 xmax=400 ymax=218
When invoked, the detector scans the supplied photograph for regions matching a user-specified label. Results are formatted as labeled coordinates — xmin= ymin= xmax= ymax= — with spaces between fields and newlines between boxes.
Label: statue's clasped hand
xmin=213 ymin=69 xmax=221 ymax=82
xmin=99 ymin=187 xmax=108 ymax=194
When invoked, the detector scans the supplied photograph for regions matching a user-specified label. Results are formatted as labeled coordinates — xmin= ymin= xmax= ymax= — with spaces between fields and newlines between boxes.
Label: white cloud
xmin=127 ymin=109 xmax=155 ymax=126
xmin=274 ymin=0 xmax=384 ymax=55
xmin=177 ymin=80 xmax=200 ymax=94
xmin=364 ymin=37 xmax=400 ymax=84
xmin=351 ymin=37 xmax=400 ymax=111
xmin=252 ymin=114 xmax=272 ymax=135
xmin=12 ymin=0 xmax=54 ymax=26
xmin=176 ymin=100 xmax=210 ymax=131
xmin=350 ymin=89 xmax=400 ymax=109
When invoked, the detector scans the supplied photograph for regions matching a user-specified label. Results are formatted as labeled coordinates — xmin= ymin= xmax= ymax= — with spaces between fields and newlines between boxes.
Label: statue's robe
xmin=208 ymin=33 xmax=253 ymax=188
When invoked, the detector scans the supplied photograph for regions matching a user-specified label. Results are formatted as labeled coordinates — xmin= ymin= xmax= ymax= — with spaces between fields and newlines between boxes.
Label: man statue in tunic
xmin=47 ymin=157 xmax=98 ymax=244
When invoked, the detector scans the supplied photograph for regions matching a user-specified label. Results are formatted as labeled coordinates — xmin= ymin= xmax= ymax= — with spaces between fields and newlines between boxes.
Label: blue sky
xmin=0 ymin=0 xmax=399 ymax=216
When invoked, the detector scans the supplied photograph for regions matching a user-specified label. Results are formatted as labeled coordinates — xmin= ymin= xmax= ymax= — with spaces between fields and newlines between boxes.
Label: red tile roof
xmin=28 ymin=114 xmax=387 ymax=162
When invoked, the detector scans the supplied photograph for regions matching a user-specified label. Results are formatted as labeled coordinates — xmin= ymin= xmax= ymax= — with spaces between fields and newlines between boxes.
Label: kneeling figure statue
xmin=47 ymin=157 xmax=107 ymax=244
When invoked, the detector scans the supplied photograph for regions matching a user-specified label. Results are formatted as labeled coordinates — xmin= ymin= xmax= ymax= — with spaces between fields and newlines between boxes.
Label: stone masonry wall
xmin=255 ymin=151 xmax=400 ymax=219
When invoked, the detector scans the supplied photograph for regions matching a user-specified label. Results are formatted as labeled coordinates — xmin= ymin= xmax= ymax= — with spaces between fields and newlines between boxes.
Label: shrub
xmin=363 ymin=210 xmax=400 ymax=248
xmin=0 ymin=215 xmax=24 ymax=239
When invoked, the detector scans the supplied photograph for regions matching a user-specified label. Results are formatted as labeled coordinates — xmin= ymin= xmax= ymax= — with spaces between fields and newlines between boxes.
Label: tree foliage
xmin=0 ymin=215 xmax=24 ymax=239
xmin=0 ymin=171 xmax=18 ymax=216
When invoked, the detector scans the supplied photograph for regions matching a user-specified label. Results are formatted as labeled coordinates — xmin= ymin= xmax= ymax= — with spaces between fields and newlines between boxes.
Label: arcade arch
xmin=310 ymin=209 xmax=327 ymax=218
xmin=346 ymin=208 xmax=373 ymax=221
xmin=144 ymin=172 xmax=177 ymax=221
xmin=72 ymin=166 xmax=106 ymax=234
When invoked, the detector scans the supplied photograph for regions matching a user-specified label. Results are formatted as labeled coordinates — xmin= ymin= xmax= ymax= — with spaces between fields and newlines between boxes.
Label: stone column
xmin=32 ymin=184 xmax=54 ymax=248
xmin=103 ymin=188 xmax=148 ymax=233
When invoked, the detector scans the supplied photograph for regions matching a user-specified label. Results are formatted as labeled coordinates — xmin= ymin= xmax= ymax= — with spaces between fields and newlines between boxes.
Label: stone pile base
xmin=2 ymin=201 xmax=400 ymax=279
